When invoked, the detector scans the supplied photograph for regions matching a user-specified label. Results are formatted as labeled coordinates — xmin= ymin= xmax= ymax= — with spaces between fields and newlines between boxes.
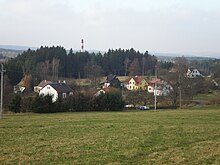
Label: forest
xmin=5 ymin=46 xmax=157 ymax=86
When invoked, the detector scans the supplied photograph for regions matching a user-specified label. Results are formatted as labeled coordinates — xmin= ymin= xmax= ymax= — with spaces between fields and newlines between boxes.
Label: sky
xmin=0 ymin=0 xmax=220 ymax=55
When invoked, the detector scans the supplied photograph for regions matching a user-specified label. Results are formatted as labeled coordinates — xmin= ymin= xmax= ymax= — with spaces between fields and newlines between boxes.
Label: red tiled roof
xmin=128 ymin=76 xmax=144 ymax=85
xmin=149 ymin=78 xmax=161 ymax=84
xmin=133 ymin=76 xmax=144 ymax=84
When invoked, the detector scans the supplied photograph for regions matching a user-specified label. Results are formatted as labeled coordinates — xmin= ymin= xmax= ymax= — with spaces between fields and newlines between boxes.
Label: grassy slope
xmin=0 ymin=110 xmax=220 ymax=165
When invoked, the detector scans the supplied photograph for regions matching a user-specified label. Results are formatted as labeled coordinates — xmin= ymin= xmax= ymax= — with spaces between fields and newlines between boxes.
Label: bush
xmin=13 ymin=92 xmax=124 ymax=113
xmin=31 ymin=95 xmax=54 ymax=113
xmin=94 ymin=92 xmax=124 ymax=111
xmin=20 ymin=96 xmax=33 ymax=113
xmin=8 ymin=94 xmax=22 ymax=113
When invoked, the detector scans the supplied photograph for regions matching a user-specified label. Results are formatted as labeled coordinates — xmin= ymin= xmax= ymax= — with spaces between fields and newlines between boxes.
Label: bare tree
xmin=84 ymin=59 xmax=104 ymax=88
xmin=124 ymin=57 xmax=130 ymax=76
xmin=36 ymin=60 xmax=50 ymax=80
xmin=128 ymin=58 xmax=141 ymax=76
xmin=52 ymin=58 xmax=60 ymax=82
xmin=141 ymin=57 xmax=146 ymax=76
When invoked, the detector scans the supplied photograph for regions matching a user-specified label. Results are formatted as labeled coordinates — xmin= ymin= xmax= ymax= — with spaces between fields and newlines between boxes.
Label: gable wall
xmin=39 ymin=85 xmax=58 ymax=102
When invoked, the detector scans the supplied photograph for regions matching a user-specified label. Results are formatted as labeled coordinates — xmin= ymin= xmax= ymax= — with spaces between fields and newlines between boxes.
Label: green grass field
xmin=0 ymin=109 xmax=220 ymax=164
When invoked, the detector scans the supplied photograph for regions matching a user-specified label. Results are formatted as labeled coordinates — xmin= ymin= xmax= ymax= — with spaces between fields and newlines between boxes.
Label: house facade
xmin=187 ymin=68 xmax=203 ymax=78
xmin=156 ymin=82 xmax=173 ymax=96
xmin=148 ymin=78 xmax=160 ymax=93
xmin=148 ymin=78 xmax=173 ymax=96
xmin=39 ymin=83 xmax=73 ymax=102
xmin=127 ymin=76 xmax=147 ymax=91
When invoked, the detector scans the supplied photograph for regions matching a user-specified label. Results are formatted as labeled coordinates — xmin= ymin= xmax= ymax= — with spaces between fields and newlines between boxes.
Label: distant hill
xmin=0 ymin=45 xmax=37 ymax=51
xmin=0 ymin=45 xmax=36 ymax=60
xmin=0 ymin=48 xmax=24 ymax=60
xmin=153 ymin=52 xmax=218 ymax=62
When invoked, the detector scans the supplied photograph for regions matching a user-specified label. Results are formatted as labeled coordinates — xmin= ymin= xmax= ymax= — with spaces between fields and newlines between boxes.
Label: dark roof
xmin=50 ymin=83 xmax=73 ymax=93
xmin=38 ymin=80 xmax=52 ymax=87
xmin=106 ymin=74 xmax=116 ymax=83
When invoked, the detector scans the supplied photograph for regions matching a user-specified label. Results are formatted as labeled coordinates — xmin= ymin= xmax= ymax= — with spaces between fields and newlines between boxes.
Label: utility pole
xmin=154 ymin=66 xmax=157 ymax=111
xmin=0 ymin=64 xmax=6 ymax=119
xmin=179 ymin=72 xmax=182 ymax=109
xmin=178 ymin=64 xmax=182 ymax=109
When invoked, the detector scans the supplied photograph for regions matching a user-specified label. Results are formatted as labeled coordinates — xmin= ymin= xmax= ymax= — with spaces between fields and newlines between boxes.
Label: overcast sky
xmin=0 ymin=0 xmax=220 ymax=55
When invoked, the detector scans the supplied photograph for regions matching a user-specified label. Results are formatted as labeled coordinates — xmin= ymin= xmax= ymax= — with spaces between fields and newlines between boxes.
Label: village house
xmin=148 ymin=78 xmax=173 ymax=96
xmin=13 ymin=74 xmax=31 ymax=93
xmin=39 ymin=82 xmax=74 ymax=102
xmin=187 ymin=68 xmax=203 ymax=78
xmin=103 ymin=74 xmax=121 ymax=88
xmin=156 ymin=82 xmax=173 ymax=96
xmin=148 ymin=78 xmax=160 ymax=93
xmin=34 ymin=80 xmax=52 ymax=93
xmin=127 ymin=76 xmax=148 ymax=91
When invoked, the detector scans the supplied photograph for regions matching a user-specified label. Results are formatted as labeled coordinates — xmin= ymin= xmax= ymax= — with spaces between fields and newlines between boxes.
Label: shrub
xmin=31 ymin=95 xmax=54 ymax=113
xmin=94 ymin=92 xmax=124 ymax=111
xmin=8 ymin=94 xmax=22 ymax=113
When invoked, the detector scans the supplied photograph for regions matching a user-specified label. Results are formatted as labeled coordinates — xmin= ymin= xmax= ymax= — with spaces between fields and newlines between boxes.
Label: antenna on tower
xmin=80 ymin=39 xmax=84 ymax=52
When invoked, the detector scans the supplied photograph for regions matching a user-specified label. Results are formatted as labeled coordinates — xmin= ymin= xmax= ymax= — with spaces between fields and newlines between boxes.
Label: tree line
xmin=5 ymin=46 xmax=157 ymax=86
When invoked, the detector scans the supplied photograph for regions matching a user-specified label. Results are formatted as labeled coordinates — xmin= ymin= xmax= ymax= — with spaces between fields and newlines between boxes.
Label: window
xmin=62 ymin=93 xmax=67 ymax=98
xmin=47 ymin=86 xmax=50 ymax=89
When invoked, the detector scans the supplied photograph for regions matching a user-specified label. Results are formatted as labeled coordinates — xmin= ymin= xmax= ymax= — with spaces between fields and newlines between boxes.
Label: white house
xmin=156 ymin=82 xmax=173 ymax=96
xmin=187 ymin=68 xmax=203 ymax=78
xmin=148 ymin=78 xmax=173 ymax=96
xmin=34 ymin=80 xmax=52 ymax=93
xmin=39 ymin=83 xmax=73 ymax=102
xmin=148 ymin=78 xmax=161 ymax=93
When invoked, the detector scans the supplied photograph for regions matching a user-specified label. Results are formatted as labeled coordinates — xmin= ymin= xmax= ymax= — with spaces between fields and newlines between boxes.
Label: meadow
xmin=0 ymin=109 xmax=219 ymax=164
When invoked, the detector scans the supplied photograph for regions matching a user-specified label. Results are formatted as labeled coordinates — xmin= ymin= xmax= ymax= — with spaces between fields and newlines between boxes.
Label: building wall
xmin=139 ymin=80 xmax=147 ymax=90
xmin=127 ymin=78 xmax=136 ymax=90
xmin=39 ymin=85 xmax=58 ymax=102
xmin=187 ymin=69 xmax=202 ymax=78
xmin=127 ymin=78 xmax=148 ymax=91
